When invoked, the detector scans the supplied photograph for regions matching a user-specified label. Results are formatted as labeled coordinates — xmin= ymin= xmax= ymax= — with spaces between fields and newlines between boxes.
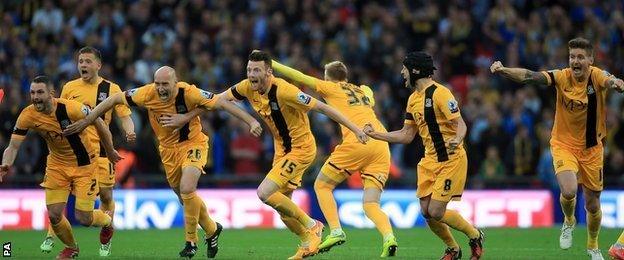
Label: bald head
xmin=154 ymin=66 xmax=178 ymax=101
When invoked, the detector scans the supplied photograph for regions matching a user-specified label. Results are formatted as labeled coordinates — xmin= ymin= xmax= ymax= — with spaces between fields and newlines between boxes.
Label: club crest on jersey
xmin=60 ymin=119 xmax=70 ymax=129
xmin=127 ymin=88 xmax=138 ymax=97
xmin=425 ymin=98 xmax=433 ymax=108
xmin=81 ymin=106 xmax=90 ymax=116
xmin=98 ymin=92 xmax=108 ymax=101
xmin=587 ymin=84 xmax=595 ymax=95
xmin=447 ymin=99 xmax=459 ymax=113
xmin=177 ymin=105 xmax=187 ymax=113
xmin=200 ymin=90 xmax=214 ymax=99
xmin=297 ymin=92 xmax=311 ymax=105
xmin=270 ymin=102 xmax=279 ymax=111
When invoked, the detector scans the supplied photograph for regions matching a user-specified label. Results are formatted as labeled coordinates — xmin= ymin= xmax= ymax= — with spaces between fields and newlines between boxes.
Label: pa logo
xmin=3 ymin=242 xmax=11 ymax=257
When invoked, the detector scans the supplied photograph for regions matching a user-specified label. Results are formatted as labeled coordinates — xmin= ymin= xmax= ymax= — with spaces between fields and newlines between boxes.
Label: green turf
xmin=0 ymin=227 xmax=620 ymax=259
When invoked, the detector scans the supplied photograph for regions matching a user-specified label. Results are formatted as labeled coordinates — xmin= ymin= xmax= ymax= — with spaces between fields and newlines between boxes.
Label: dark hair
xmin=324 ymin=61 xmax=348 ymax=81
xmin=78 ymin=46 xmax=102 ymax=61
xmin=32 ymin=75 xmax=54 ymax=90
xmin=568 ymin=37 xmax=593 ymax=56
xmin=248 ymin=51 xmax=272 ymax=67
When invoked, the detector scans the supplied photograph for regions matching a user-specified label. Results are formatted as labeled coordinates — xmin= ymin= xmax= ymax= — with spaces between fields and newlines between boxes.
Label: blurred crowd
xmin=1 ymin=0 xmax=623 ymax=189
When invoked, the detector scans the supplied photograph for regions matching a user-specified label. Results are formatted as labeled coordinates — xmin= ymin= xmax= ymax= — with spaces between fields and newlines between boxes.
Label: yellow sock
xmin=91 ymin=210 xmax=112 ymax=227
xmin=427 ymin=218 xmax=459 ymax=249
xmin=46 ymin=225 xmax=56 ymax=238
xmin=51 ymin=216 xmax=76 ymax=247
xmin=560 ymin=194 xmax=577 ymax=225
xmin=198 ymin=200 xmax=217 ymax=235
xmin=363 ymin=202 xmax=393 ymax=237
xmin=618 ymin=231 xmax=624 ymax=245
xmin=265 ymin=193 xmax=313 ymax=228
xmin=314 ymin=181 xmax=340 ymax=230
xmin=587 ymin=210 xmax=602 ymax=249
xmin=441 ymin=209 xmax=479 ymax=239
xmin=281 ymin=215 xmax=308 ymax=240
xmin=181 ymin=192 xmax=202 ymax=243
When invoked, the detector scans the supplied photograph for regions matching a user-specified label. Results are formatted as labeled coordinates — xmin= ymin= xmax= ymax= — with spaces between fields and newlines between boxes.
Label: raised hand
xmin=490 ymin=61 xmax=504 ymax=74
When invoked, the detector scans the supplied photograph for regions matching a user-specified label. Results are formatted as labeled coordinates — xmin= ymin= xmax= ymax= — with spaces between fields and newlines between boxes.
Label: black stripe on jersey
xmin=55 ymin=103 xmax=90 ymax=166
xmin=96 ymin=81 xmax=111 ymax=157
xmin=12 ymin=128 xmax=28 ymax=136
xmin=405 ymin=112 xmax=414 ymax=121
xmin=547 ymin=72 xmax=556 ymax=87
xmin=231 ymin=86 xmax=245 ymax=100
xmin=175 ymin=88 xmax=190 ymax=142
xmin=268 ymin=84 xmax=292 ymax=154
xmin=124 ymin=91 xmax=138 ymax=107
xmin=586 ymin=71 xmax=598 ymax=148
xmin=424 ymin=85 xmax=449 ymax=162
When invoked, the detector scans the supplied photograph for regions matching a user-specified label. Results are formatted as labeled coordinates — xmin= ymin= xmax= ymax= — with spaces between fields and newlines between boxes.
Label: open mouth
xmin=571 ymin=65 xmax=582 ymax=74
xmin=80 ymin=69 xmax=89 ymax=76
xmin=158 ymin=90 xmax=169 ymax=99
xmin=250 ymin=79 xmax=259 ymax=84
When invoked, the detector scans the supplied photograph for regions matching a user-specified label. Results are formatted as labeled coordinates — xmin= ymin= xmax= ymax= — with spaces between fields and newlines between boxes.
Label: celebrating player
xmin=365 ymin=52 xmax=484 ymax=260
xmin=63 ymin=66 xmax=262 ymax=258
xmin=39 ymin=46 xmax=136 ymax=257
xmin=0 ymin=76 xmax=122 ymax=259
xmin=491 ymin=37 xmax=624 ymax=260
xmin=270 ymin=59 xmax=398 ymax=257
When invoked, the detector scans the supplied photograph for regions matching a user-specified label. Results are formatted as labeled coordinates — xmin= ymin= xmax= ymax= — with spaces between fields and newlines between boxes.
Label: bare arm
xmin=94 ymin=118 xmax=122 ymax=164
xmin=490 ymin=61 xmax=548 ymax=85
xmin=214 ymin=98 xmax=263 ymax=137
xmin=447 ymin=116 xmax=467 ymax=152
xmin=605 ymin=77 xmax=624 ymax=93
xmin=312 ymin=101 xmax=368 ymax=143
xmin=63 ymin=93 xmax=125 ymax=135
xmin=0 ymin=137 xmax=24 ymax=181
xmin=364 ymin=122 xmax=418 ymax=144
xmin=118 ymin=115 xmax=136 ymax=142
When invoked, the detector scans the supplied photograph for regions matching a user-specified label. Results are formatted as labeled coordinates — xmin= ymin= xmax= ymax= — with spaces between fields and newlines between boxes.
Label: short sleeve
xmin=123 ymin=85 xmax=149 ymax=107
xmin=360 ymin=85 xmax=376 ymax=107
xmin=111 ymin=84 xmax=132 ymax=117
xmin=188 ymin=86 xmax=219 ymax=109
xmin=540 ymin=69 xmax=562 ymax=88
xmin=60 ymin=82 xmax=70 ymax=99
xmin=68 ymin=100 xmax=91 ymax=121
xmin=281 ymin=84 xmax=317 ymax=112
xmin=11 ymin=110 xmax=31 ymax=140
xmin=226 ymin=80 xmax=249 ymax=100
xmin=435 ymin=88 xmax=460 ymax=120
xmin=593 ymin=68 xmax=613 ymax=91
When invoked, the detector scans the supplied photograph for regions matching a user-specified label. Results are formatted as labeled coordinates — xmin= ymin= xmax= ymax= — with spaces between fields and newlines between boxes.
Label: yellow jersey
xmin=225 ymin=76 xmax=316 ymax=158
xmin=123 ymin=82 xmax=218 ymax=148
xmin=61 ymin=77 xmax=131 ymax=157
xmin=404 ymin=82 xmax=464 ymax=162
xmin=541 ymin=66 xmax=611 ymax=150
xmin=12 ymin=99 xmax=98 ymax=167
xmin=311 ymin=79 xmax=387 ymax=143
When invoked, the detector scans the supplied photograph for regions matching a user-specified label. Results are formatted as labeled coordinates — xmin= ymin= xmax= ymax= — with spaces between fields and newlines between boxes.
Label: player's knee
xmin=75 ymin=212 xmax=93 ymax=226
xmin=429 ymin=208 xmax=445 ymax=221
xmin=48 ymin=211 xmax=63 ymax=225
xmin=314 ymin=179 xmax=333 ymax=192
xmin=585 ymin=200 xmax=601 ymax=213
xmin=257 ymin=189 xmax=272 ymax=203
xmin=561 ymin=190 xmax=577 ymax=200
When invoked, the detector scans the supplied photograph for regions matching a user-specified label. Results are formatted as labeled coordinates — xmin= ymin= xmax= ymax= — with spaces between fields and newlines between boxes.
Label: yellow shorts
xmin=96 ymin=157 xmax=115 ymax=188
xmin=41 ymin=162 xmax=98 ymax=211
xmin=267 ymin=150 xmax=316 ymax=191
xmin=320 ymin=140 xmax=390 ymax=189
xmin=159 ymin=142 xmax=209 ymax=189
xmin=551 ymin=143 xmax=604 ymax=191
xmin=416 ymin=151 xmax=467 ymax=202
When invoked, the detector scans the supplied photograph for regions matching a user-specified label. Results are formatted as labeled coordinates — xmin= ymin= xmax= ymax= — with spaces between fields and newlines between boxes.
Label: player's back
xmin=315 ymin=80 xmax=387 ymax=143
xmin=14 ymin=99 xmax=98 ymax=166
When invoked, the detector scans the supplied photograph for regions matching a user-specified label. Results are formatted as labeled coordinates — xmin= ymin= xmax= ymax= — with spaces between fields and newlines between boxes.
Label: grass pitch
xmin=1 ymin=227 xmax=620 ymax=259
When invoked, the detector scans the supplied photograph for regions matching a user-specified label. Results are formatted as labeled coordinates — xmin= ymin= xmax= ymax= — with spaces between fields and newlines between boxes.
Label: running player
xmin=0 ymin=76 xmax=121 ymax=259
xmin=270 ymin=59 xmax=397 ymax=257
xmin=491 ymin=37 xmax=624 ymax=260
xmin=365 ymin=52 xmax=484 ymax=260
xmin=63 ymin=66 xmax=262 ymax=258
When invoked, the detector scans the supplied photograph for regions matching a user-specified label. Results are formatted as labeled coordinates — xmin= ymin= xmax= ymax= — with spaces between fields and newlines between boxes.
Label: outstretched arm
xmin=0 ymin=137 xmax=24 ymax=182
xmin=214 ymin=98 xmax=263 ymax=137
xmin=272 ymin=60 xmax=318 ymax=90
xmin=364 ymin=122 xmax=418 ymax=144
xmin=63 ymin=93 xmax=125 ymax=135
xmin=312 ymin=101 xmax=368 ymax=144
xmin=605 ymin=77 xmax=624 ymax=93
xmin=119 ymin=115 xmax=136 ymax=142
xmin=490 ymin=61 xmax=548 ymax=85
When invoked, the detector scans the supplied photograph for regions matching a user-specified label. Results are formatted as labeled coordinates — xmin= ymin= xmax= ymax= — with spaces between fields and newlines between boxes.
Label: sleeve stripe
xmin=231 ymin=86 xmax=245 ymax=100
xmin=405 ymin=112 xmax=414 ymax=121
xmin=12 ymin=128 xmax=27 ymax=136
xmin=547 ymin=72 xmax=555 ymax=87
xmin=124 ymin=91 xmax=138 ymax=107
